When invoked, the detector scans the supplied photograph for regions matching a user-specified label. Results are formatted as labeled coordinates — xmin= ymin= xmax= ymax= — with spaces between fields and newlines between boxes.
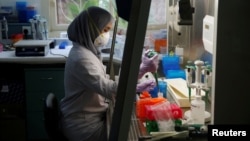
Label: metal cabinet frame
xmin=109 ymin=0 xmax=152 ymax=141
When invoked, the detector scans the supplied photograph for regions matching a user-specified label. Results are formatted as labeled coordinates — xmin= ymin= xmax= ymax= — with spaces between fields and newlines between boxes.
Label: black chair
xmin=43 ymin=93 xmax=68 ymax=141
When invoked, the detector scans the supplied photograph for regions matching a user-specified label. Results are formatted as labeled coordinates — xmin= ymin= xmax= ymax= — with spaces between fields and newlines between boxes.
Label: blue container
xmin=158 ymin=81 xmax=167 ymax=98
xmin=26 ymin=8 xmax=36 ymax=21
xmin=16 ymin=1 xmax=27 ymax=11
xmin=166 ymin=70 xmax=186 ymax=79
xmin=149 ymin=86 xmax=158 ymax=98
xmin=162 ymin=55 xmax=181 ymax=77
xmin=18 ymin=9 xmax=27 ymax=22
xmin=16 ymin=1 xmax=29 ymax=22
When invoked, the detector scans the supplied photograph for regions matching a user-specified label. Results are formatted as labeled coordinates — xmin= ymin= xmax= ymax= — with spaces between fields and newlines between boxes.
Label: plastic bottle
xmin=190 ymin=95 xmax=205 ymax=124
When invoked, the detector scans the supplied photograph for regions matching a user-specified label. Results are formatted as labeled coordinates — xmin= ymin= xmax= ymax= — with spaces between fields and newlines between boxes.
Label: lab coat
xmin=60 ymin=44 xmax=117 ymax=141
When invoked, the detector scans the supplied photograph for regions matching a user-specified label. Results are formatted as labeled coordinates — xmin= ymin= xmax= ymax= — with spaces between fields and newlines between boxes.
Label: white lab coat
xmin=60 ymin=44 xmax=117 ymax=141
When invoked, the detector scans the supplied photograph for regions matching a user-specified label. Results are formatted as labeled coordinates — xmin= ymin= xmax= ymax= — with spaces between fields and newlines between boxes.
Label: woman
xmin=60 ymin=6 xmax=158 ymax=141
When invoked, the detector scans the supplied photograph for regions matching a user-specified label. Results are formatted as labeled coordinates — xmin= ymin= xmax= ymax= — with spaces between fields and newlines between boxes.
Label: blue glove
xmin=136 ymin=79 xmax=156 ymax=92
xmin=138 ymin=50 xmax=159 ymax=79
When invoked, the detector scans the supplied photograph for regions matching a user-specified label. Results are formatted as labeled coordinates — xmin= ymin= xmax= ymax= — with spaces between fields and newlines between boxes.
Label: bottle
xmin=190 ymin=95 xmax=205 ymax=124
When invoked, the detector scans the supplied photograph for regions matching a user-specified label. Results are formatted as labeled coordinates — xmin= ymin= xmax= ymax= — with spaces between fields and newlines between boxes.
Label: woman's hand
xmin=136 ymin=79 xmax=156 ymax=93
xmin=138 ymin=50 xmax=159 ymax=79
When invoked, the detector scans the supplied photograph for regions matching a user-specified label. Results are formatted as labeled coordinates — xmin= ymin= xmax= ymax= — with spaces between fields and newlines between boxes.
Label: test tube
xmin=185 ymin=67 xmax=193 ymax=86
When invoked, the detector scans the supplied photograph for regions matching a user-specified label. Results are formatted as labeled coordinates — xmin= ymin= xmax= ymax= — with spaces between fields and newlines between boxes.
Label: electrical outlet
xmin=22 ymin=26 xmax=31 ymax=35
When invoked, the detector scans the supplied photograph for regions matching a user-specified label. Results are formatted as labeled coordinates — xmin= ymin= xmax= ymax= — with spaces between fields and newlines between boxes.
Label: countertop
xmin=0 ymin=45 xmax=122 ymax=64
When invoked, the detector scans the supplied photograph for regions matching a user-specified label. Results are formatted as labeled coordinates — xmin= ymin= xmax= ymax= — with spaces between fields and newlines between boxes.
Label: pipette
xmin=146 ymin=50 xmax=159 ymax=92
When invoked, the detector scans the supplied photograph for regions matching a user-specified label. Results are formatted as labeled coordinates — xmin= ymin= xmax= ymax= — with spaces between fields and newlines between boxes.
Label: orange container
xmin=11 ymin=34 xmax=24 ymax=43
xmin=154 ymin=39 xmax=167 ymax=53
xmin=140 ymin=91 xmax=151 ymax=99
xmin=136 ymin=97 xmax=167 ymax=121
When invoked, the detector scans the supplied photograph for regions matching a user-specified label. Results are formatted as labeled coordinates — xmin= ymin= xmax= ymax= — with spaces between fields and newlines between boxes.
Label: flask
xmin=190 ymin=95 xmax=205 ymax=124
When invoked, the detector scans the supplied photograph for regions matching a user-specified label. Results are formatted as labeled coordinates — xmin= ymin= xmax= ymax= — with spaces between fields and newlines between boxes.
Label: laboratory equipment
xmin=0 ymin=16 xmax=8 ymax=40
xmin=147 ymin=50 xmax=159 ymax=91
xmin=14 ymin=40 xmax=53 ymax=56
xmin=202 ymin=15 xmax=215 ymax=54
xmin=184 ymin=60 xmax=212 ymax=124
xmin=178 ymin=0 xmax=194 ymax=25
xmin=106 ymin=15 xmax=119 ymax=139
xmin=29 ymin=15 xmax=48 ymax=40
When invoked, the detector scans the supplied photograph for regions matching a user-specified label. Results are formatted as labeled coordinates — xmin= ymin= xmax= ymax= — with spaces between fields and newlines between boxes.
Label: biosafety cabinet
xmin=109 ymin=0 xmax=250 ymax=141
xmin=0 ymin=0 xmax=249 ymax=141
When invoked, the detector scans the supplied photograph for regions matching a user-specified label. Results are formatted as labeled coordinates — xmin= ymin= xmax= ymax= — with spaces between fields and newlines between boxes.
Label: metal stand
xmin=0 ymin=16 xmax=8 ymax=40
xmin=185 ymin=60 xmax=212 ymax=123
xmin=29 ymin=15 xmax=48 ymax=40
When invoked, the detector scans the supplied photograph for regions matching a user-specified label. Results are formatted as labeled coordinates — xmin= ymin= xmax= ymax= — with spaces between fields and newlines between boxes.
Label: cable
xmin=49 ymin=48 xmax=68 ymax=59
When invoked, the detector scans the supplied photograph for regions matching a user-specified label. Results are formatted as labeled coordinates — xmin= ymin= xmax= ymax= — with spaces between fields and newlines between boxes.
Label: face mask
xmin=94 ymin=32 xmax=110 ymax=47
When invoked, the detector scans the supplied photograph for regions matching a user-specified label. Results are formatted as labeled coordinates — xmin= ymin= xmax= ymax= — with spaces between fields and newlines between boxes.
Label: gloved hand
xmin=136 ymin=79 xmax=156 ymax=92
xmin=138 ymin=50 xmax=159 ymax=79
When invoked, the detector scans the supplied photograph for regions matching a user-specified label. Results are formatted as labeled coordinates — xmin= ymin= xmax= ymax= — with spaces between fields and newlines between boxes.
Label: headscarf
xmin=67 ymin=6 xmax=113 ymax=57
